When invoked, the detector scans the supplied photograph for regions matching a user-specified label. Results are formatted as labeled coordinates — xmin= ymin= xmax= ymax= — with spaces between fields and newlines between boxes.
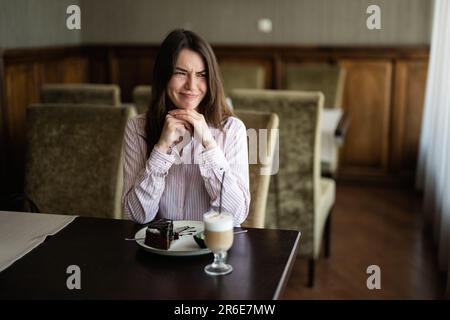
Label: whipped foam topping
xmin=203 ymin=211 xmax=233 ymax=232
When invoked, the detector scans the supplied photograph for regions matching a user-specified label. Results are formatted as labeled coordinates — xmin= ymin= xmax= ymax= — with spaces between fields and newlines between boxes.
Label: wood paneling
xmin=2 ymin=51 xmax=89 ymax=192
xmin=4 ymin=63 xmax=38 ymax=191
xmin=391 ymin=60 xmax=428 ymax=176
xmin=0 ymin=45 xmax=429 ymax=192
xmin=339 ymin=60 xmax=393 ymax=177
xmin=107 ymin=46 xmax=158 ymax=102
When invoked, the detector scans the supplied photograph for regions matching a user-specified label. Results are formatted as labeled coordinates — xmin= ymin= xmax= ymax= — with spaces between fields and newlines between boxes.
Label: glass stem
xmin=212 ymin=250 xmax=227 ymax=267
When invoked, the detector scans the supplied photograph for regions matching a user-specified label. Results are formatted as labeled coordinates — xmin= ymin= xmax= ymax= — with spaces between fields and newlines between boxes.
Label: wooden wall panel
xmin=2 ymin=54 xmax=89 ymax=192
xmin=0 ymin=45 xmax=429 ymax=191
xmin=108 ymin=47 xmax=158 ymax=102
xmin=391 ymin=60 xmax=428 ymax=175
xmin=339 ymin=60 xmax=393 ymax=177
xmin=4 ymin=63 xmax=39 ymax=191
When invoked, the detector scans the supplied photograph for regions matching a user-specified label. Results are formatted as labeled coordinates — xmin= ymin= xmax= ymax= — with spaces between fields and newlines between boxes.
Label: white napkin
xmin=0 ymin=211 xmax=77 ymax=272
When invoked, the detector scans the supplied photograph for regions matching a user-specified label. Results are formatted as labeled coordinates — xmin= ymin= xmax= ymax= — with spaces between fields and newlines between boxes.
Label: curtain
xmin=416 ymin=0 xmax=450 ymax=297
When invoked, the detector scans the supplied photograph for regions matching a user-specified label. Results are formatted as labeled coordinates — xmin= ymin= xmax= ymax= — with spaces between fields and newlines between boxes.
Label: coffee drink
xmin=203 ymin=211 xmax=233 ymax=252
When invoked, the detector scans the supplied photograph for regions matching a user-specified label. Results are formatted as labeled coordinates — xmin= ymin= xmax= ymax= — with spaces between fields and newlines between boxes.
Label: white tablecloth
xmin=0 ymin=211 xmax=77 ymax=272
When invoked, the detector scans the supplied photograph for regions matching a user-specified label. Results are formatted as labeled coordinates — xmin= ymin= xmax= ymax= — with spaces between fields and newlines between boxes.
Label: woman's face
xmin=167 ymin=49 xmax=207 ymax=110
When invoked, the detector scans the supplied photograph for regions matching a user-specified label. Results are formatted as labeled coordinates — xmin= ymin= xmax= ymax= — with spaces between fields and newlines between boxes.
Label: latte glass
xmin=203 ymin=211 xmax=234 ymax=276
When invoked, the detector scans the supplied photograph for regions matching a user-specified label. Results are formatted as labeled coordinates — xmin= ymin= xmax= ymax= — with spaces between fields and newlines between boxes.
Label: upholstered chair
xmin=219 ymin=61 xmax=267 ymax=95
xmin=283 ymin=63 xmax=346 ymax=109
xmin=24 ymin=104 xmax=136 ymax=219
xmin=40 ymin=84 xmax=121 ymax=106
xmin=132 ymin=85 xmax=152 ymax=114
xmin=283 ymin=63 xmax=347 ymax=178
xmin=230 ymin=89 xmax=335 ymax=287
xmin=234 ymin=110 xmax=279 ymax=229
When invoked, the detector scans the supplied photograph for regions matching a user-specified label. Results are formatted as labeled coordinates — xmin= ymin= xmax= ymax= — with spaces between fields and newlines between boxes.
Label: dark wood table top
xmin=0 ymin=216 xmax=300 ymax=300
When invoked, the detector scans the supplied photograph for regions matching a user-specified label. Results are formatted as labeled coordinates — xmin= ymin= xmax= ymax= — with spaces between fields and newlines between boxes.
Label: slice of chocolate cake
xmin=145 ymin=218 xmax=175 ymax=250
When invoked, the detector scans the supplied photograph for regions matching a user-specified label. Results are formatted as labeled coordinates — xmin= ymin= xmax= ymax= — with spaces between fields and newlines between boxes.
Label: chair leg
xmin=308 ymin=259 xmax=315 ymax=288
xmin=324 ymin=206 xmax=333 ymax=258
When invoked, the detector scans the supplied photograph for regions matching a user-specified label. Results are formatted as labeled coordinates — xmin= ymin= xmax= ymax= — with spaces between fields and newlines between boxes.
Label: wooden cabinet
xmin=339 ymin=59 xmax=393 ymax=178
xmin=391 ymin=60 xmax=428 ymax=176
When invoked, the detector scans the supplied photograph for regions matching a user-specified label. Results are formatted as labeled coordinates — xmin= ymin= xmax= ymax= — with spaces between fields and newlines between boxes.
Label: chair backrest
xmin=41 ymin=84 xmax=121 ymax=106
xmin=234 ymin=110 xmax=279 ymax=228
xmin=230 ymin=89 xmax=323 ymax=257
xmin=283 ymin=63 xmax=346 ymax=109
xmin=219 ymin=61 xmax=267 ymax=95
xmin=24 ymin=104 xmax=136 ymax=219
xmin=132 ymin=85 xmax=152 ymax=114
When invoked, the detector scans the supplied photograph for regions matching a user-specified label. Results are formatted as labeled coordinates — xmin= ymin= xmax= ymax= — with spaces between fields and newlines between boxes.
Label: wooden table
xmin=0 ymin=216 xmax=300 ymax=299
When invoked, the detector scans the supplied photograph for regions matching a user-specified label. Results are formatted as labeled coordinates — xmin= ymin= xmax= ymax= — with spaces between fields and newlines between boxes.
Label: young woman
xmin=122 ymin=29 xmax=250 ymax=225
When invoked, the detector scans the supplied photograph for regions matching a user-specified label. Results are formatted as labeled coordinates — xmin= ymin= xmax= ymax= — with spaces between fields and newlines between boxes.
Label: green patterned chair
xmin=219 ymin=61 xmax=267 ymax=96
xmin=234 ymin=110 xmax=279 ymax=229
xmin=41 ymin=84 xmax=121 ymax=106
xmin=24 ymin=104 xmax=136 ymax=219
xmin=132 ymin=85 xmax=152 ymax=114
xmin=230 ymin=89 xmax=335 ymax=287
xmin=283 ymin=63 xmax=347 ymax=178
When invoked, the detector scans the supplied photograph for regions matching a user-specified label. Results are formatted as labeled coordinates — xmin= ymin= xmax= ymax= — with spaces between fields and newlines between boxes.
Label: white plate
xmin=135 ymin=220 xmax=211 ymax=256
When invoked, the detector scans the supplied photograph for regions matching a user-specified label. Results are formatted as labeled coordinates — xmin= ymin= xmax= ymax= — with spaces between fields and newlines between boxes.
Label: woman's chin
xmin=177 ymin=103 xmax=199 ymax=110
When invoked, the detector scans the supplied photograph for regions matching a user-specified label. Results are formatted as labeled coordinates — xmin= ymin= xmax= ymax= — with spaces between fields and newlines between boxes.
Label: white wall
xmin=0 ymin=0 xmax=81 ymax=49
xmin=0 ymin=0 xmax=432 ymax=49
xmin=81 ymin=0 xmax=432 ymax=46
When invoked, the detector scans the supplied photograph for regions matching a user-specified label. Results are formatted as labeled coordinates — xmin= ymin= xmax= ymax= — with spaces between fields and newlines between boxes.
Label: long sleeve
xmin=122 ymin=118 xmax=175 ymax=224
xmin=198 ymin=118 xmax=250 ymax=226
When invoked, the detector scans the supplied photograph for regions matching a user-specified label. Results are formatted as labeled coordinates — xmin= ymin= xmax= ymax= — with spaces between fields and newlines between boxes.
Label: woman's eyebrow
xmin=174 ymin=67 xmax=206 ymax=73
xmin=174 ymin=67 xmax=188 ymax=72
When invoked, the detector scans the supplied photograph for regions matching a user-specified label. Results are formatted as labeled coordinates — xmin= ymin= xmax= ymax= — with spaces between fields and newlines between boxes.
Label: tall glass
xmin=203 ymin=211 xmax=234 ymax=276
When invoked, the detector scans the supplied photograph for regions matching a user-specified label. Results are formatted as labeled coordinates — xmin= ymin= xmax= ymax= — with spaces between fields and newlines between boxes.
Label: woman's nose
xmin=185 ymin=74 xmax=196 ymax=89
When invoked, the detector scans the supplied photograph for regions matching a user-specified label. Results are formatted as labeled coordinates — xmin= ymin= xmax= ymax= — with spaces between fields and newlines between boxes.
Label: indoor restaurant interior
xmin=0 ymin=0 xmax=449 ymax=300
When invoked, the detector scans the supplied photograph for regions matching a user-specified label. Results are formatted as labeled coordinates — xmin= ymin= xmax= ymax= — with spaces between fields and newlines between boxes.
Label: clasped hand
xmin=155 ymin=109 xmax=217 ymax=154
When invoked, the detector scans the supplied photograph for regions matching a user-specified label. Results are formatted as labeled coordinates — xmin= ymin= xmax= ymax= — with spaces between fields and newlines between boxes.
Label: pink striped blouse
xmin=122 ymin=113 xmax=250 ymax=225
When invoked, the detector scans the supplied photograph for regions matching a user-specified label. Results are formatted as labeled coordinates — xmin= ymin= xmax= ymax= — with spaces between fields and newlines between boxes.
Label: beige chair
xmin=283 ymin=63 xmax=346 ymax=109
xmin=132 ymin=85 xmax=152 ymax=114
xmin=219 ymin=61 xmax=267 ymax=95
xmin=234 ymin=110 xmax=279 ymax=229
xmin=24 ymin=104 xmax=136 ymax=219
xmin=283 ymin=63 xmax=347 ymax=178
xmin=40 ymin=84 xmax=121 ymax=106
xmin=230 ymin=89 xmax=335 ymax=287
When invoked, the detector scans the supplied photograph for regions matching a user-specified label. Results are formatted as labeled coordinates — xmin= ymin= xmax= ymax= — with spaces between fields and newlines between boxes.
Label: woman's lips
xmin=180 ymin=93 xmax=199 ymax=99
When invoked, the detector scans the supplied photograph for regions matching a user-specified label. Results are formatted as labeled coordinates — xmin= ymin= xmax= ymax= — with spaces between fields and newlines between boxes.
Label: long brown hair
xmin=145 ymin=29 xmax=232 ymax=156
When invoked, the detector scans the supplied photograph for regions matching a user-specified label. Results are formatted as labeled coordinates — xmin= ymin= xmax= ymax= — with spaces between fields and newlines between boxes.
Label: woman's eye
xmin=174 ymin=71 xmax=186 ymax=76
xmin=197 ymin=73 xmax=207 ymax=78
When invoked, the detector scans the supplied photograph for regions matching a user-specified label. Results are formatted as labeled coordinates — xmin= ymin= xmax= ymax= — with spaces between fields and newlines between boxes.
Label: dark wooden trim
xmin=2 ymin=44 xmax=430 ymax=63
xmin=3 ymin=46 xmax=86 ymax=64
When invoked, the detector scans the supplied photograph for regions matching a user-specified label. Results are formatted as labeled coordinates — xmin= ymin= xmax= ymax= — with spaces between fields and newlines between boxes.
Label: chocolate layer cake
xmin=145 ymin=218 xmax=176 ymax=250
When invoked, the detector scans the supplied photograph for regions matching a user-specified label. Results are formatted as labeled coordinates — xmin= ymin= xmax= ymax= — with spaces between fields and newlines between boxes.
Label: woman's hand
xmin=168 ymin=109 xmax=217 ymax=150
xmin=155 ymin=114 xmax=193 ymax=154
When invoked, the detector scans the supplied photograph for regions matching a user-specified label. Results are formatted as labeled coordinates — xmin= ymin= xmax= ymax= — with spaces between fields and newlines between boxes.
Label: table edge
xmin=272 ymin=231 xmax=301 ymax=300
